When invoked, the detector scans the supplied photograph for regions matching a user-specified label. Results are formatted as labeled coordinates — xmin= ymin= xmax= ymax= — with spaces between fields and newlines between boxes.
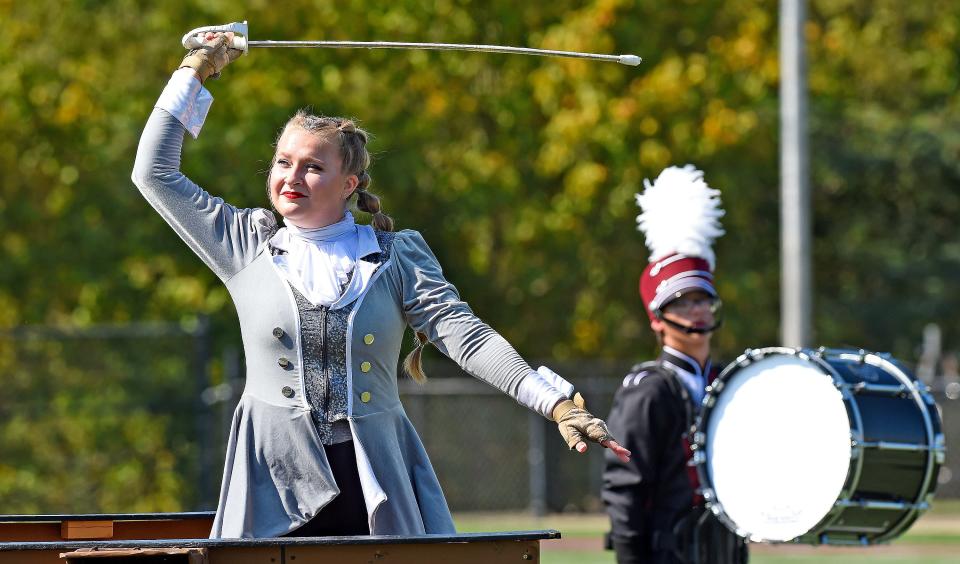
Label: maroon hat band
xmin=639 ymin=254 xmax=716 ymax=321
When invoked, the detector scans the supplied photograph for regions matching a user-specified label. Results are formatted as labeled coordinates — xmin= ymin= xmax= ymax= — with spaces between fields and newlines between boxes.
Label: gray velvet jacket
xmin=132 ymin=108 xmax=538 ymax=538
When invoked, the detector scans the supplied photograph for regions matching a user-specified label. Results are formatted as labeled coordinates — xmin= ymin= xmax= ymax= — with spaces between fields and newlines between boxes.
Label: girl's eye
xmin=307 ymin=163 xmax=323 ymax=171
xmin=276 ymin=159 xmax=291 ymax=167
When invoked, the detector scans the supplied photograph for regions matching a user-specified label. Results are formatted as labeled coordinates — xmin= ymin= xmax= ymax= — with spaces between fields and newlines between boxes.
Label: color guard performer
xmin=132 ymin=31 xmax=629 ymax=539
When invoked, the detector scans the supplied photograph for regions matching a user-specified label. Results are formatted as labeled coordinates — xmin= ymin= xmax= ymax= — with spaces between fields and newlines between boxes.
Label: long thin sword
xmin=182 ymin=21 xmax=642 ymax=66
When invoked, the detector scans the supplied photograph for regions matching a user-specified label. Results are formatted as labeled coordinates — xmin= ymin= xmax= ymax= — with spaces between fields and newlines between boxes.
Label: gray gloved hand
xmin=179 ymin=33 xmax=241 ymax=82
xmin=552 ymin=394 xmax=615 ymax=450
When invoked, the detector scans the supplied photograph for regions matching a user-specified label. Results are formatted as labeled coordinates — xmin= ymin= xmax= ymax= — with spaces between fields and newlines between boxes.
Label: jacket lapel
xmin=331 ymin=225 xmax=385 ymax=310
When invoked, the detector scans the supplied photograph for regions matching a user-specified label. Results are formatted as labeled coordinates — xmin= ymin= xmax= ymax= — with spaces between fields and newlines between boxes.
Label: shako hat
xmin=636 ymin=165 xmax=725 ymax=321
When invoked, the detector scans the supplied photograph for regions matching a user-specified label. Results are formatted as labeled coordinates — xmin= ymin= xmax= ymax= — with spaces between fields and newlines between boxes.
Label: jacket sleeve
xmin=131 ymin=94 xmax=276 ymax=282
xmin=602 ymin=374 xmax=685 ymax=543
xmin=389 ymin=230 xmax=533 ymax=398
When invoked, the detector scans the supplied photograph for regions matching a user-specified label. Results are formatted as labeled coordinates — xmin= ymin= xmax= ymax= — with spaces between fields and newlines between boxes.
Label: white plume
xmin=635 ymin=164 xmax=725 ymax=269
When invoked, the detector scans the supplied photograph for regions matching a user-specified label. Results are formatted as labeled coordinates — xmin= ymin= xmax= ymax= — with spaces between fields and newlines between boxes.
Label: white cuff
xmin=516 ymin=370 xmax=569 ymax=420
xmin=155 ymin=68 xmax=213 ymax=139
xmin=536 ymin=365 xmax=575 ymax=398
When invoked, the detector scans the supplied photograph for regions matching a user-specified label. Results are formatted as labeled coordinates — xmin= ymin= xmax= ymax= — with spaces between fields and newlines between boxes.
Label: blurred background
xmin=0 ymin=0 xmax=959 ymax=531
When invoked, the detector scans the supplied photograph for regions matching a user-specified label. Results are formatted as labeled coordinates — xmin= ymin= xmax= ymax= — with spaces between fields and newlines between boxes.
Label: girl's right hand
xmin=179 ymin=32 xmax=241 ymax=83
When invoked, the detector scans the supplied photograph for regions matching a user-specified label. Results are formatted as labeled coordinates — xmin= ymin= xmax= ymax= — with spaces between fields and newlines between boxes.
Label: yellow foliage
xmin=55 ymin=83 xmax=94 ymax=125
xmin=564 ymin=161 xmax=608 ymax=201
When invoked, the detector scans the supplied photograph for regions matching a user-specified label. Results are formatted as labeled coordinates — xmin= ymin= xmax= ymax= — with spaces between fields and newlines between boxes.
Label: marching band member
xmin=132 ymin=31 xmax=629 ymax=539
xmin=602 ymin=166 xmax=747 ymax=563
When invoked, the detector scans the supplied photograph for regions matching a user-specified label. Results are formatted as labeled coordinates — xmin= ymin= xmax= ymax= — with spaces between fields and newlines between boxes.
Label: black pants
xmin=611 ymin=538 xmax=653 ymax=564
xmin=610 ymin=508 xmax=749 ymax=564
xmin=672 ymin=507 xmax=749 ymax=564
xmin=281 ymin=440 xmax=370 ymax=537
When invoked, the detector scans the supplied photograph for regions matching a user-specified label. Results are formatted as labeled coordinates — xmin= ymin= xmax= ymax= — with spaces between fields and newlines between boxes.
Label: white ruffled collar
xmin=268 ymin=212 xmax=382 ymax=309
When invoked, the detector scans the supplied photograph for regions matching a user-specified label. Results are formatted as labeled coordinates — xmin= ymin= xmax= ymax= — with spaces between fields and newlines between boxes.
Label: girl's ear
xmin=343 ymin=174 xmax=359 ymax=199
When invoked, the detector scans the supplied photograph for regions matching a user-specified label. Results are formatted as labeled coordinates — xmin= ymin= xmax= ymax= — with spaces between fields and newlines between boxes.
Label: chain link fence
xmin=0 ymin=326 xmax=957 ymax=514
xmin=403 ymin=358 xmax=960 ymax=509
xmin=0 ymin=321 xmax=213 ymax=513
xmin=398 ymin=358 xmax=627 ymax=513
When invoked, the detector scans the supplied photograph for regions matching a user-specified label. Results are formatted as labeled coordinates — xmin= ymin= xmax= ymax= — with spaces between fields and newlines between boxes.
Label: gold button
xmin=360 ymin=361 xmax=371 ymax=373
xmin=360 ymin=391 xmax=372 ymax=403
xmin=364 ymin=334 xmax=375 ymax=345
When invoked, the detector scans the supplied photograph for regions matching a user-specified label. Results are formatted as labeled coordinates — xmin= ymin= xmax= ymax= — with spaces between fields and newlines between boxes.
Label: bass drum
xmin=692 ymin=347 xmax=945 ymax=545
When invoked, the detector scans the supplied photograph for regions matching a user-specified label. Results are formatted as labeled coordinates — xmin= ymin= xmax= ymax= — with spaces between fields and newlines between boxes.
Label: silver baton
xmin=182 ymin=21 xmax=642 ymax=66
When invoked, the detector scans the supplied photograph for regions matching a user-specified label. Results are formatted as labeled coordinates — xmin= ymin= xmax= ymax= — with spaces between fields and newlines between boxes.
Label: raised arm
xmin=131 ymin=34 xmax=273 ymax=281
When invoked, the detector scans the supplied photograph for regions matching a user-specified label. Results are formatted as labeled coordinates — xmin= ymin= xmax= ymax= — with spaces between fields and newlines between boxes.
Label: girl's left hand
xmin=553 ymin=400 xmax=631 ymax=462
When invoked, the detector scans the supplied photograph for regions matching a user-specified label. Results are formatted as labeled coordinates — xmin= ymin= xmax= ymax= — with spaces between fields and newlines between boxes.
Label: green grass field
xmin=453 ymin=500 xmax=960 ymax=564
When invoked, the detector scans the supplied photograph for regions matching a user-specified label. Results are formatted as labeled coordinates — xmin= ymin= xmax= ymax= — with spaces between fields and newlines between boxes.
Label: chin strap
xmin=659 ymin=315 xmax=723 ymax=335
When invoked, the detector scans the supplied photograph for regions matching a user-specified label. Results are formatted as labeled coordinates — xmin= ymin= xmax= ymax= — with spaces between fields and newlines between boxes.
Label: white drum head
xmin=705 ymin=353 xmax=852 ymax=542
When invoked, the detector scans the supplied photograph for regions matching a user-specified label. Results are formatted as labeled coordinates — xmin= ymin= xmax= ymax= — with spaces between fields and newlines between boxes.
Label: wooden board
xmin=60 ymin=522 xmax=114 ymax=541
xmin=0 ymin=514 xmax=557 ymax=564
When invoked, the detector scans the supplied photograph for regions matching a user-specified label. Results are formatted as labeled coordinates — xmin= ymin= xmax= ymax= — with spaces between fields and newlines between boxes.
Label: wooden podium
xmin=0 ymin=513 xmax=559 ymax=563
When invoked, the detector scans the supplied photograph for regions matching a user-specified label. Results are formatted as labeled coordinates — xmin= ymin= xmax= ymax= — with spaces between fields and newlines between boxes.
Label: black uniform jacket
xmin=601 ymin=351 xmax=708 ymax=550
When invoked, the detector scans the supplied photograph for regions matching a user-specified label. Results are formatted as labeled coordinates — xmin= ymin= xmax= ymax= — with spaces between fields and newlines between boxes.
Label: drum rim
xmin=692 ymin=346 xmax=858 ymax=542
xmin=692 ymin=346 xmax=942 ymax=544
xmin=849 ymin=352 xmax=942 ymax=543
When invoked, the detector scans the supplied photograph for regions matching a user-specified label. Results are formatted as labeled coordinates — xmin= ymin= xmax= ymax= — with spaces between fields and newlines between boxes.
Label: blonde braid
xmin=403 ymin=332 xmax=429 ymax=384
xmin=356 ymin=174 xmax=394 ymax=231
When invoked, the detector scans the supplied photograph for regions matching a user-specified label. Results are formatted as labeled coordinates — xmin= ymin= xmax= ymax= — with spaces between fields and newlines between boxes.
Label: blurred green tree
xmin=0 ymin=0 xmax=958 ymax=512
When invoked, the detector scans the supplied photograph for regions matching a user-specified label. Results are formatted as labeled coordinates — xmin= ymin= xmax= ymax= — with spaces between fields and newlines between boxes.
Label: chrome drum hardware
xmin=692 ymin=347 xmax=944 ymax=545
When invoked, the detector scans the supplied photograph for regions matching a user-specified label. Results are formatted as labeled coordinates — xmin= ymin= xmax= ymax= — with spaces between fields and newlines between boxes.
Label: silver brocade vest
xmin=282 ymin=231 xmax=397 ymax=445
